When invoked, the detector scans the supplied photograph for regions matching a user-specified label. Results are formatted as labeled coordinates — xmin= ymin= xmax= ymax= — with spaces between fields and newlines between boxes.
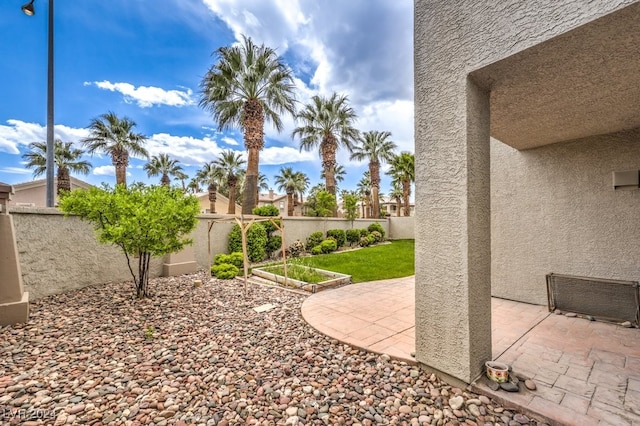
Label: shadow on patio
xmin=301 ymin=277 xmax=640 ymax=426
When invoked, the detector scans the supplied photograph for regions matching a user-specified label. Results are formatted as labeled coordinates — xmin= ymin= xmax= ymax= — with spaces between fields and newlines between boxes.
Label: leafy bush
xmin=346 ymin=229 xmax=361 ymax=246
xmin=227 ymin=223 xmax=268 ymax=262
xmin=253 ymin=205 xmax=279 ymax=216
xmin=306 ymin=231 xmax=324 ymax=251
xmin=326 ymin=229 xmax=346 ymax=247
xmin=266 ymin=235 xmax=282 ymax=257
xmin=262 ymin=218 xmax=280 ymax=234
xmin=211 ymin=263 xmax=239 ymax=279
xmin=359 ymin=236 xmax=371 ymax=247
xmin=287 ymin=240 xmax=305 ymax=258
xmin=367 ymin=222 xmax=385 ymax=240
xmin=370 ymin=230 xmax=383 ymax=243
xmin=319 ymin=238 xmax=338 ymax=253
xmin=213 ymin=252 xmax=243 ymax=270
xmin=360 ymin=228 xmax=370 ymax=237
xmin=311 ymin=245 xmax=323 ymax=255
xmin=367 ymin=234 xmax=377 ymax=245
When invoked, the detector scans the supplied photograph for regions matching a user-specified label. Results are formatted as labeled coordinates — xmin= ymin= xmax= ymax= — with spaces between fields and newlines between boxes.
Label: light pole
xmin=22 ymin=0 xmax=55 ymax=208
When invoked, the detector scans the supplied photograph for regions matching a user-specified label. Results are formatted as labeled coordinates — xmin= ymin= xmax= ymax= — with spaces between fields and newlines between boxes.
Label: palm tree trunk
xmin=396 ymin=198 xmax=401 ymax=217
xmin=287 ymin=191 xmax=294 ymax=216
xmin=161 ymin=174 xmax=170 ymax=186
xmin=113 ymin=150 xmax=129 ymax=187
xmin=208 ymin=183 xmax=217 ymax=214
xmin=403 ymin=179 xmax=410 ymax=217
xmin=370 ymin=162 xmax=380 ymax=219
xmin=242 ymin=99 xmax=265 ymax=215
xmin=57 ymin=166 xmax=70 ymax=195
xmin=228 ymin=183 xmax=237 ymax=214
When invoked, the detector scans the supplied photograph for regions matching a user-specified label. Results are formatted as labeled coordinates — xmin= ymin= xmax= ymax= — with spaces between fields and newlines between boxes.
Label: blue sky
xmin=0 ymin=0 xmax=413 ymax=196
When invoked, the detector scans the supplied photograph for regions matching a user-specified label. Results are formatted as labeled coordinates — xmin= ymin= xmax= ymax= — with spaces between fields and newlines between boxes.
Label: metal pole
xmin=45 ymin=0 xmax=54 ymax=207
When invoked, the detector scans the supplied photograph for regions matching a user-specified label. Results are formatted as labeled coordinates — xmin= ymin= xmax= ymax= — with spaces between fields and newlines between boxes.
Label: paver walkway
xmin=301 ymin=277 xmax=640 ymax=426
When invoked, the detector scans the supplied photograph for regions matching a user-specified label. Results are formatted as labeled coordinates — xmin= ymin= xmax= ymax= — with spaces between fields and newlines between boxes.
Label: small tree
xmin=314 ymin=190 xmax=337 ymax=217
xmin=341 ymin=190 xmax=359 ymax=222
xmin=59 ymin=184 xmax=199 ymax=298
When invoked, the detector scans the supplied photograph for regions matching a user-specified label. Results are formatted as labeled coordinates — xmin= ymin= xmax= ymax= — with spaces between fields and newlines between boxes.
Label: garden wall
xmin=10 ymin=209 xmax=413 ymax=300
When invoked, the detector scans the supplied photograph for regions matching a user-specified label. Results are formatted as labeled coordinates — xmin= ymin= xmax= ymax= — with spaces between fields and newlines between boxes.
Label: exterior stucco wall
xmin=414 ymin=0 xmax=635 ymax=383
xmin=389 ymin=217 xmax=415 ymax=240
xmin=491 ymin=129 xmax=640 ymax=304
xmin=10 ymin=210 xmax=407 ymax=301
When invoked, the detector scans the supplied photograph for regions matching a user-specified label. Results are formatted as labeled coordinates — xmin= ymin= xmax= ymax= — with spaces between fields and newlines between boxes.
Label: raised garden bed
xmin=251 ymin=264 xmax=351 ymax=293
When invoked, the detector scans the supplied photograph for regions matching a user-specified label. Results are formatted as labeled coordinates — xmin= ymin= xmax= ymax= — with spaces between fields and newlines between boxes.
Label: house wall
xmin=10 ymin=209 xmax=408 ymax=301
xmin=491 ymin=129 xmax=640 ymax=304
xmin=414 ymin=0 xmax=635 ymax=383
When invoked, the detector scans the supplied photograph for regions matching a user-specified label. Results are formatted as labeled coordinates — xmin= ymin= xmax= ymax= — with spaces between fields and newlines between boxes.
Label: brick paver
xmin=301 ymin=276 xmax=640 ymax=425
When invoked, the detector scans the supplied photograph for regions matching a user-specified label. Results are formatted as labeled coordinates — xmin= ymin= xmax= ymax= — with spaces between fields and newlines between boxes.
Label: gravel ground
xmin=0 ymin=273 xmax=544 ymax=426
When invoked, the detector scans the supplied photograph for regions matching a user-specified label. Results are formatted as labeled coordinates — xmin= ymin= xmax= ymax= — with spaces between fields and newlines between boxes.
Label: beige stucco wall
xmin=491 ymin=129 xmax=640 ymax=304
xmin=10 ymin=209 xmax=406 ymax=301
xmin=414 ymin=0 xmax=635 ymax=383
xmin=389 ymin=217 xmax=415 ymax=240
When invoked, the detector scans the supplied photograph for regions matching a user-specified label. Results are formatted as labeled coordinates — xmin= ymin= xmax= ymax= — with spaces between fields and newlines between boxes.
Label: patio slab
xmin=301 ymin=276 xmax=640 ymax=426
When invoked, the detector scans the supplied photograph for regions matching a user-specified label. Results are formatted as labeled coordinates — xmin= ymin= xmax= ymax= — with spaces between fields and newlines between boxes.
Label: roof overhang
xmin=469 ymin=2 xmax=640 ymax=150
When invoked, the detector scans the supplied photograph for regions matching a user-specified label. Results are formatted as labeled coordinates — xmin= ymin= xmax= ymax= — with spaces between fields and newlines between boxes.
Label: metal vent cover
xmin=546 ymin=273 xmax=639 ymax=327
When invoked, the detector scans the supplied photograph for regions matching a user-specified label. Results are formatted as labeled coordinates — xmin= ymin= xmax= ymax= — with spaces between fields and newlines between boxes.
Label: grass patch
xmin=261 ymin=263 xmax=328 ymax=284
xmin=301 ymin=239 xmax=414 ymax=283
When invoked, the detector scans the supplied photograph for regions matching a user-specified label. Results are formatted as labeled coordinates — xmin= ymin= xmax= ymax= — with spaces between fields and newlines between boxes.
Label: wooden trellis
xmin=207 ymin=215 xmax=288 ymax=294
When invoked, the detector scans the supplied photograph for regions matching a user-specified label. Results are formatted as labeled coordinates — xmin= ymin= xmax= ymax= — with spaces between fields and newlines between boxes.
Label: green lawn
xmin=300 ymin=239 xmax=414 ymax=283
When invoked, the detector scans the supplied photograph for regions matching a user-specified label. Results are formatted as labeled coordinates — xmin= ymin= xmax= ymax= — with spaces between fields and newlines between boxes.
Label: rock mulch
xmin=0 ymin=273 xmax=545 ymax=425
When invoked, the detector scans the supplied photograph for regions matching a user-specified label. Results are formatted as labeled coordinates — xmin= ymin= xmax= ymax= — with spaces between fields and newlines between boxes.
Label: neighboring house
xmin=257 ymin=190 xmax=304 ymax=216
xmin=414 ymin=1 xmax=640 ymax=383
xmin=194 ymin=192 xmax=241 ymax=215
xmin=8 ymin=177 xmax=93 ymax=208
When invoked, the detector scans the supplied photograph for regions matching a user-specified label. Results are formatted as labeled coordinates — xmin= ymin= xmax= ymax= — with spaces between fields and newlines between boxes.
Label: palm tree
xmin=356 ymin=172 xmax=372 ymax=218
xmin=258 ymin=173 xmax=270 ymax=194
xmin=293 ymin=93 xmax=359 ymax=216
xmin=388 ymin=152 xmax=415 ymax=217
xmin=187 ymin=178 xmax=201 ymax=194
xmin=321 ymin=164 xmax=346 ymax=191
xmin=23 ymin=139 xmax=91 ymax=196
xmin=350 ymin=130 xmax=397 ymax=219
xmin=274 ymin=166 xmax=308 ymax=216
xmin=174 ymin=170 xmax=189 ymax=191
xmin=199 ymin=35 xmax=297 ymax=215
xmin=196 ymin=162 xmax=224 ymax=213
xmin=294 ymin=171 xmax=310 ymax=205
xmin=213 ymin=149 xmax=246 ymax=214
xmin=82 ymin=111 xmax=148 ymax=187
xmin=144 ymin=154 xmax=184 ymax=186
xmin=389 ymin=183 xmax=404 ymax=217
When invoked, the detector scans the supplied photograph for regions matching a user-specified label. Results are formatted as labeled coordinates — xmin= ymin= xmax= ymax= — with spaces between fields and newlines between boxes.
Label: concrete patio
xmin=301 ymin=277 xmax=640 ymax=426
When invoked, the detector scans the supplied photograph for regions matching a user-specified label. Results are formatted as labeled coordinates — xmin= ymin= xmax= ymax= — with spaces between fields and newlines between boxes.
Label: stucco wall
xmin=389 ymin=217 xmax=415 ymax=240
xmin=414 ymin=0 xmax=635 ymax=383
xmin=10 ymin=210 xmax=407 ymax=301
xmin=491 ymin=129 xmax=640 ymax=304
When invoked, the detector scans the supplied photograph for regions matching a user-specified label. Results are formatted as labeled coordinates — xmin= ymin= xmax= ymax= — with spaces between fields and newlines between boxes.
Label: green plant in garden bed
xmin=261 ymin=263 xmax=328 ymax=284
xmin=301 ymin=239 xmax=414 ymax=283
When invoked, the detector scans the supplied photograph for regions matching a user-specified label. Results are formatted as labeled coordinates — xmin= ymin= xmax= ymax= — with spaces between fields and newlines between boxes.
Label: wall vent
xmin=546 ymin=273 xmax=639 ymax=327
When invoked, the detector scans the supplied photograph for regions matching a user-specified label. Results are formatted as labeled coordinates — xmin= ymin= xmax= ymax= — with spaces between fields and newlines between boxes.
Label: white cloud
xmin=86 ymin=81 xmax=195 ymax=108
xmin=221 ymin=136 xmax=239 ymax=146
xmin=0 ymin=166 xmax=31 ymax=175
xmin=0 ymin=120 xmax=89 ymax=155
xmin=261 ymin=146 xmax=315 ymax=165
xmin=93 ymin=165 xmax=115 ymax=176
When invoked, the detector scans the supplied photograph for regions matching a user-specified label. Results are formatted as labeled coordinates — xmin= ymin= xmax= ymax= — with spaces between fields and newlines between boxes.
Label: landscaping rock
xmin=500 ymin=382 xmax=520 ymax=392
xmin=525 ymin=379 xmax=537 ymax=390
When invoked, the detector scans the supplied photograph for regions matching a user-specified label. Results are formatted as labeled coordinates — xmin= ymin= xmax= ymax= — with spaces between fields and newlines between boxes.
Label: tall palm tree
xmin=187 ymin=178 xmax=201 ymax=194
xmin=144 ymin=154 xmax=184 ymax=186
xmin=174 ymin=170 xmax=189 ymax=191
xmin=320 ymin=164 xmax=346 ymax=191
xmin=350 ymin=130 xmax=397 ymax=219
xmin=23 ymin=139 xmax=92 ymax=195
xmin=258 ymin=172 xmax=270 ymax=194
xmin=294 ymin=171 xmax=310 ymax=205
xmin=293 ymin=93 xmax=359 ymax=216
xmin=196 ymin=162 xmax=224 ymax=213
xmin=213 ymin=149 xmax=246 ymax=214
xmin=82 ymin=111 xmax=148 ymax=187
xmin=356 ymin=172 xmax=372 ymax=218
xmin=389 ymin=183 xmax=404 ymax=217
xmin=199 ymin=35 xmax=297 ymax=215
xmin=388 ymin=152 xmax=415 ymax=217
xmin=274 ymin=166 xmax=307 ymax=216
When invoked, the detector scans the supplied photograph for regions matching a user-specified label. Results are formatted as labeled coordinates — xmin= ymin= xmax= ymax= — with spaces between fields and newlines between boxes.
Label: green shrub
xmin=213 ymin=252 xmax=243 ymax=270
xmin=306 ymin=231 xmax=324 ymax=251
xmin=346 ymin=229 xmax=361 ymax=246
xmin=318 ymin=238 xmax=338 ymax=253
xmin=252 ymin=205 xmax=279 ymax=216
xmin=326 ymin=229 xmax=346 ymax=247
xmin=311 ymin=245 xmax=323 ymax=255
xmin=370 ymin=230 xmax=383 ymax=243
xmin=211 ymin=263 xmax=239 ymax=279
xmin=227 ymin=223 xmax=268 ymax=263
xmin=266 ymin=235 xmax=282 ymax=257
xmin=262 ymin=218 xmax=280 ymax=234
xmin=360 ymin=228 xmax=370 ymax=237
xmin=367 ymin=222 xmax=385 ymax=240
xmin=287 ymin=240 xmax=305 ymax=258
xmin=367 ymin=234 xmax=376 ymax=245
xmin=359 ymin=236 xmax=371 ymax=247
